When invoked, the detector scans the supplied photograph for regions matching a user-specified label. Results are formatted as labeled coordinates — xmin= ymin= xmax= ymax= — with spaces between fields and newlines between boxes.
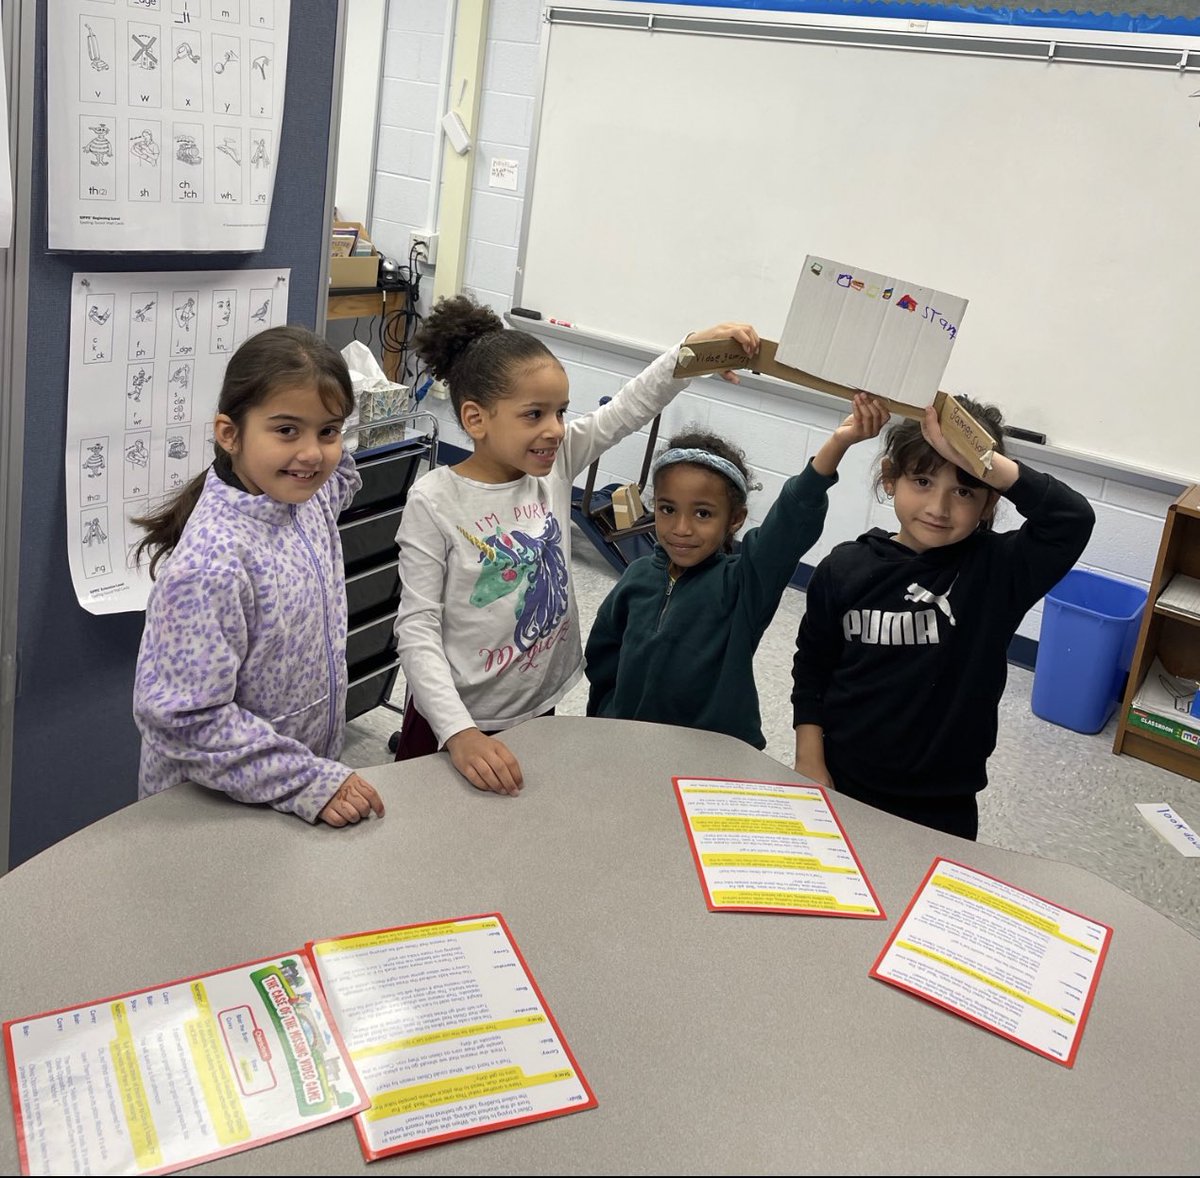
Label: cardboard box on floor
xmin=611 ymin=483 xmax=646 ymax=531
xmin=330 ymin=220 xmax=380 ymax=289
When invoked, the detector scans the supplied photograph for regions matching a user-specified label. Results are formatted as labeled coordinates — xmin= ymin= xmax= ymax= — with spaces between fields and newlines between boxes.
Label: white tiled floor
xmin=345 ymin=523 xmax=1200 ymax=940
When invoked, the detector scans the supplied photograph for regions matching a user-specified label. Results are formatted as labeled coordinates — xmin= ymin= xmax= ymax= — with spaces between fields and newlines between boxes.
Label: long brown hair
xmin=133 ymin=325 xmax=354 ymax=578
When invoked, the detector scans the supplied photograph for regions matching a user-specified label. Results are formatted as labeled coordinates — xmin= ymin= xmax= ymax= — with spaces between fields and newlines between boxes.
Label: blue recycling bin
xmin=1031 ymin=569 xmax=1147 ymax=734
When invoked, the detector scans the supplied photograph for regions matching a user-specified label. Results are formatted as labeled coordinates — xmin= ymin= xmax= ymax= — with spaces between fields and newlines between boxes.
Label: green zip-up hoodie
xmin=585 ymin=461 xmax=837 ymax=749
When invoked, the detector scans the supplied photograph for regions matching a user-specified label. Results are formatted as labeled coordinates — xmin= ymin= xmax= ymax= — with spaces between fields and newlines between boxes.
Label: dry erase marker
xmin=548 ymin=318 xmax=575 ymax=328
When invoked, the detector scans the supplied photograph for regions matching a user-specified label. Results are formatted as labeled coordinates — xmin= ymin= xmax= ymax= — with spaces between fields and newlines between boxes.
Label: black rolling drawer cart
xmin=337 ymin=414 xmax=438 ymax=721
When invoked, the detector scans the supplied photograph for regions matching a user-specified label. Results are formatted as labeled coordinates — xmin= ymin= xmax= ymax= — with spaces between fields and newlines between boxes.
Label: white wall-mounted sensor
xmin=441 ymin=111 xmax=471 ymax=156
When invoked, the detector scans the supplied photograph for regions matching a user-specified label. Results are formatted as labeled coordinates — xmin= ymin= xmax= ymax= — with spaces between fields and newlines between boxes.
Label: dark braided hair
xmin=133 ymin=325 xmax=354 ymax=578
xmin=413 ymin=294 xmax=560 ymax=420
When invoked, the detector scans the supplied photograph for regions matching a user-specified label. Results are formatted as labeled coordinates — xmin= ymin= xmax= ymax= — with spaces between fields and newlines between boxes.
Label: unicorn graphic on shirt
xmin=458 ymin=512 xmax=570 ymax=652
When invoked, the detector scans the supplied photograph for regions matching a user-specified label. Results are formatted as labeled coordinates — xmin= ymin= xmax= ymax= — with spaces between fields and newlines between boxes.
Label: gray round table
xmin=1 ymin=717 xmax=1196 ymax=1175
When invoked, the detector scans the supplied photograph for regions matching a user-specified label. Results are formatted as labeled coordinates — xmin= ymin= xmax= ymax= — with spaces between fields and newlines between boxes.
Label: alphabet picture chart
xmin=49 ymin=0 xmax=290 ymax=251
xmin=67 ymin=268 xmax=289 ymax=614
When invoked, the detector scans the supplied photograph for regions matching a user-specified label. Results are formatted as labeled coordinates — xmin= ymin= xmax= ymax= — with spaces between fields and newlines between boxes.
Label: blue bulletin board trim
xmin=612 ymin=2 xmax=1200 ymax=36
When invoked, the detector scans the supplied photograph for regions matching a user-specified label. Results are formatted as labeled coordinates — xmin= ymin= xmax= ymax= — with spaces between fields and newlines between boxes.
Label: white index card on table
xmin=776 ymin=256 xmax=967 ymax=403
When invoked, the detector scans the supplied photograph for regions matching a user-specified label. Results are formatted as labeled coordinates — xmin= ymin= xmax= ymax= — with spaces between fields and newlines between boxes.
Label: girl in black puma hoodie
xmin=791 ymin=398 xmax=1094 ymax=839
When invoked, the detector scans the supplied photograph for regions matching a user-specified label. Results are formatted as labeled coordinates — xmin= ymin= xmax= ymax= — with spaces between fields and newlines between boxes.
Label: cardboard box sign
xmin=330 ymin=220 xmax=380 ymax=289
xmin=674 ymin=340 xmax=996 ymax=479
xmin=671 ymin=256 xmax=993 ymax=477
xmin=777 ymin=256 xmax=967 ymax=405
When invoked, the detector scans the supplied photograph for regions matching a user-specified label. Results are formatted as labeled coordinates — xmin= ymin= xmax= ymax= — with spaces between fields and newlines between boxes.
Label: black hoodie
xmin=791 ymin=464 xmax=1095 ymax=799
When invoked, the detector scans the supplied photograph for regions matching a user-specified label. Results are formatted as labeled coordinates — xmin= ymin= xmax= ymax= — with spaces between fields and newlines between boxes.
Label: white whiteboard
xmin=518 ymin=9 xmax=1200 ymax=481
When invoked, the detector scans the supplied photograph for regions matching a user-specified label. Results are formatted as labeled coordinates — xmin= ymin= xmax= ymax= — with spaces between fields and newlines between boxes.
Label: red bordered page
xmin=308 ymin=913 xmax=596 ymax=1161
xmin=3 ymin=950 xmax=368 ymax=1176
xmin=673 ymin=776 xmax=885 ymax=919
xmin=870 ymin=858 xmax=1113 ymax=1067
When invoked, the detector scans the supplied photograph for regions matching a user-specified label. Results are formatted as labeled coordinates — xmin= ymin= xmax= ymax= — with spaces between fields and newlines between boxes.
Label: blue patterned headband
xmin=650 ymin=447 xmax=750 ymax=497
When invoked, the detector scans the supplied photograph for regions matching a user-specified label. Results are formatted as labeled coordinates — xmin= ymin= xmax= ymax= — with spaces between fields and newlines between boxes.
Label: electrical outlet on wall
xmin=409 ymin=231 xmax=438 ymax=266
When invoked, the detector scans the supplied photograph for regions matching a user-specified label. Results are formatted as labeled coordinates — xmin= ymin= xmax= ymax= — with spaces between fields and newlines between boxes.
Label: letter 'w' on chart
xmin=775 ymin=255 xmax=968 ymax=404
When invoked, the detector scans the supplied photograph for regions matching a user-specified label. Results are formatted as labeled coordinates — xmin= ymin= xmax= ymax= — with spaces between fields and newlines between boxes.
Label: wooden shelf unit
xmin=1113 ymin=483 xmax=1200 ymax=781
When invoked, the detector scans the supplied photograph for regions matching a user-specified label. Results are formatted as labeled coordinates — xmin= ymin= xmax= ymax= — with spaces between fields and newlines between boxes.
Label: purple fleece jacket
xmin=134 ymin=451 xmax=362 ymax=821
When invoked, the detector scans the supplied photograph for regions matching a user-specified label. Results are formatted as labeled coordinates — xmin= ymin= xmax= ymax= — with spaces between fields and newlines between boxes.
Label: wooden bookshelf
xmin=1113 ymin=484 xmax=1200 ymax=780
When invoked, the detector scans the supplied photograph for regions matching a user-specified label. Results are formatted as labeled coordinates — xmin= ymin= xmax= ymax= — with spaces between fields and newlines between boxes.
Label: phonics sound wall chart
xmin=66 ymin=268 xmax=289 ymax=614
xmin=49 ymin=0 xmax=291 ymax=251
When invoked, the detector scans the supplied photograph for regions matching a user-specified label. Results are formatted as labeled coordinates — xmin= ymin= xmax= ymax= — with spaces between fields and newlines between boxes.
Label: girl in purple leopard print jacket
xmin=132 ymin=326 xmax=385 ymax=827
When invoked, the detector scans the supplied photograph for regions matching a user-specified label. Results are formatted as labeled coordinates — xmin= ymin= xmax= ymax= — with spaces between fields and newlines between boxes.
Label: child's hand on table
xmin=445 ymin=728 xmax=524 ymax=796
xmin=320 ymin=772 xmax=385 ymax=827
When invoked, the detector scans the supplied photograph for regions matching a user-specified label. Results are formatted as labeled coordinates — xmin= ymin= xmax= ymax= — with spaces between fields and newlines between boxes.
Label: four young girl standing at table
xmin=133 ymin=309 xmax=1095 ymax=847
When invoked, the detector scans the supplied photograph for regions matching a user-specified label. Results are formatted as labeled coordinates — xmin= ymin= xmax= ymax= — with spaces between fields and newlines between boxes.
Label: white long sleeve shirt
xmin=394 ymin=344 xmax=689 ymax=745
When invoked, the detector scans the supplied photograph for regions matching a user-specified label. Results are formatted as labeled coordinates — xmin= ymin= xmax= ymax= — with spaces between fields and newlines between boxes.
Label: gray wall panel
xmin=10 ymin=0 xmax=340 ymax=865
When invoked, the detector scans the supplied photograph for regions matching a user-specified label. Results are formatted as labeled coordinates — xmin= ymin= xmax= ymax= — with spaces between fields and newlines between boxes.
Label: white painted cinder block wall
xmin=371 ymin=0 xmax=1182 ymax=645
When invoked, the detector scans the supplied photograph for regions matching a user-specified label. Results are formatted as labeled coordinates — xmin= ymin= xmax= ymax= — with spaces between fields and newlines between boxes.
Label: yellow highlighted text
xmin=109 ymin=1003 xmax=163 ymax=1170
xmin=352 ymin=1014 xmax=547 ymax=1060
xmin=185 ymin=983 xmax=250 ymax=1145
xmin=895 ymin=939 xmax=1076 ymax=1023
xmin=366 ymin=1066 xmax=574 ymax=1121
xmin=691 ymin=815 xmax=837 ymax=839
xmin=931 ymin=875 xmax=1097 ymax=952
xmin=712 ymin=889 xmax=877 ymax=912
xmin=315 ymin=919 xmax=498 ymax=956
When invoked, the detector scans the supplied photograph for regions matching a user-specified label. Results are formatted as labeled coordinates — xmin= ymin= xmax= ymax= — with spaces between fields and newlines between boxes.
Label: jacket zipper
xmin=656 ymin=574 xmax=676 ymax=632
xmin=293 ymin=505 xmax=338 ymax=755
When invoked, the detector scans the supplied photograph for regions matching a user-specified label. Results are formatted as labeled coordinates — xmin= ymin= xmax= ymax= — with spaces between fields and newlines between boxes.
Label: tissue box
xmin=330 ymin=220 xmax=380 ymax=289
xmin=358 ymin=383 xmax=413 ymax=450
xmin=342 ymin=339 xmax=413 ymax=452
xmin=359 ymin=380 xmax=410 ymax=425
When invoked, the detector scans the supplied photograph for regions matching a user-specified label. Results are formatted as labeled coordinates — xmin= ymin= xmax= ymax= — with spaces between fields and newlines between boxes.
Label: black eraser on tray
xmin=1003 ymin=425 xmax=1047 ymax=444
xmin=511 ymin=307 xmax=542 ymax=320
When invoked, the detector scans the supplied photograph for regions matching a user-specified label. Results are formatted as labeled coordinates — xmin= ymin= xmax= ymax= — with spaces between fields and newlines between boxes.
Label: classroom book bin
xmin=1031 ymin=569 xmax=1148 ymax=735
